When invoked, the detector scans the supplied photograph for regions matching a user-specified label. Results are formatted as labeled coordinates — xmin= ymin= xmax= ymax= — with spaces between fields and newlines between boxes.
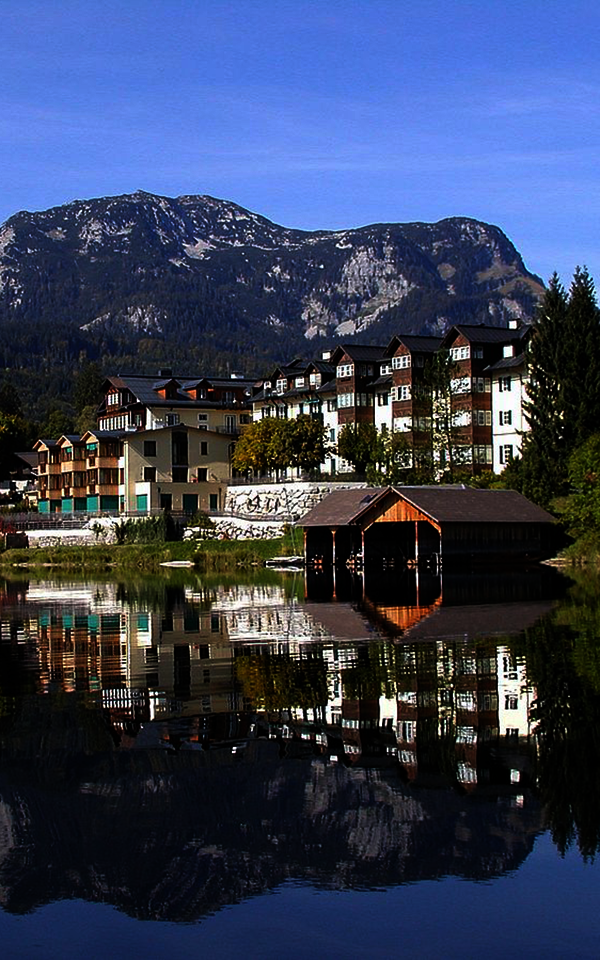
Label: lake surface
xmin=1 ymin=563 xmax=600 ymax=958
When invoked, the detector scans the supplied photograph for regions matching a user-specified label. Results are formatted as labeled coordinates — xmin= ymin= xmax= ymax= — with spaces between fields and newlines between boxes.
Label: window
xmin=166 ymin=413 xmax=180 ymax=426
xmin=309 ymin=372 xmax=321 ymax=387
xmin=327 ymin=398 xmax=337 ymax=412
xmin=479 ymin=693 xmax=499 ymax=711
xmin=172 ymin=467 xmax=187 ymax=482
xmin=276 ymin=378 xmax=287 ymax=394
xmin=107 ymin=391 xmax=119 ymax=406
xmin=143 ymin=466 xmax=156 ymax=482
xmin=474 ymin=410 xmax=492 ymax=426
xmin=197 ymin=468 xmax=208 ymax=481
xmin=473 ymin=347 xmax=484 ymax=359
xmin=380 ymin=363 xmax=392 ymax=375
xmin=338 ymin=392 xmax=355 ymax=408
xmin=357 ymin=363 xmax=374 ymax=376
xmin=505 ymin=695 xmax=519 ymax=710
xmin=473 ymin=445 xmax=492 ymax=464
xmin=356 ymin=392 xmax=372 ymax=407
xmin=499 ymin=410 xmax=512 ymax=425
xmin=393 ymin=417 xmax=411 ymax=432
xmin=240 ymin=414 xmax=250 ymax=424
xmin=198 ymin=413 xmax=208 ymax=423
xmin=377 ymin=392 xmax=389 ymax=406
xmin=413 ymin=416 xmax=432 ymax=431
xmin=144 ymin=440 xmax=157 ymax=457
xmin=451 ymin=377 xmax=470 ymax=394
xmin=329 ymin=428 xmax=336 ymax=442
xmin=450 ymin=345 xmax=470 ymax=361
xmin=472 ymin=377 xmax=491 ymax=393
xmin=499 ymin=376 xmax=512 ymax=392
xmin=391 ymin=385 xmax=411 ymax=401
xmin=261 ymin=407 xmax=272 ymax=418
xmin=337 ymin=363 xmax=354 ymax=378
xmin=456 ymin=726 xmax=476 ymax=744
xmin=499 ymin=444 xmax=514 ymax=465
xmin=200 ymin=441 xmax=208 ymax=456
xmin=294 ymin=376 xmax=305 ymax=388
xmin=392 ymin=354 xmax=411 ymax=369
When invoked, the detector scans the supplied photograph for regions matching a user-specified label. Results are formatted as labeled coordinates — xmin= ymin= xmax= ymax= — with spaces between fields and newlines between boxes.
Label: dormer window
xmin=276 ymin=378 xmax=287 ymax=394
xmin=309 ymin=373 xmax=321 ymax=387
xmin=337 ymin=363 xmax=354 ymax=378
xmin=294 ymin=376 xmax=305 ymax=389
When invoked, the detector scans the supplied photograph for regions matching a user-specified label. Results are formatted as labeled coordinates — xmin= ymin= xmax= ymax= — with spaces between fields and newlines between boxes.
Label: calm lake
xmin=1 ymin=563 xmax=600 ymax=958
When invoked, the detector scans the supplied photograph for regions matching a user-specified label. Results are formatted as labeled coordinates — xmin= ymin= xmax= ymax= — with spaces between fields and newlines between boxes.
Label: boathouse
xmin=301 ymin=486 xmax=557 ymax=567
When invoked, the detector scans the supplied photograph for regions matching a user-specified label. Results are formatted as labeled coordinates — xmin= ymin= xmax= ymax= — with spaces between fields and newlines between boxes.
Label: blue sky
xmin=1 ymin=0 xmax=599 ymax=286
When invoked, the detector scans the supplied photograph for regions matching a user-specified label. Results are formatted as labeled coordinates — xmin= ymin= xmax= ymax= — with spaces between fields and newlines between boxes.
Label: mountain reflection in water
xmin=0 ymin=564 xmax=598 ymax=923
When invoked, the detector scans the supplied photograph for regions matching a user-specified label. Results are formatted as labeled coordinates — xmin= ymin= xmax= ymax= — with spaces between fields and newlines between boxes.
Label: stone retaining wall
xmin=24 ymin=481 xmax=370 ymax=546
xmin=223 ymin=480 xmax=367 ymax=523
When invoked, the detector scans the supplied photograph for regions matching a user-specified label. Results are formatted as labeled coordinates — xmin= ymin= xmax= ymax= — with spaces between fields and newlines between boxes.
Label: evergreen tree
xmin=563 ymin=267 xmax=600 ymax=446
xmin=520 ymin=269 xmax=600 ymax=507
xmin=520 ymin=273 xmax=570 ymax=505
xmin=73 ymin=361 xmax=104 ymax=414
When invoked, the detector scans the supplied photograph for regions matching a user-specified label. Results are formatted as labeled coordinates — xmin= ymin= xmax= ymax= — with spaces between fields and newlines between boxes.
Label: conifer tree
xmin=563 ymin=267 xmax=600 ymax=446
xmin=519 ymin=268 xmax=600 ymax=507
xmin=520 ymin=273 xmax=569 ymax=505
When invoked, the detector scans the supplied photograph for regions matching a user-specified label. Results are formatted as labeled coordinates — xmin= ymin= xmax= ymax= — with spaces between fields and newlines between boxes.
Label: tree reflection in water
xmin=0 ymin=565 xmax=599 ymax=920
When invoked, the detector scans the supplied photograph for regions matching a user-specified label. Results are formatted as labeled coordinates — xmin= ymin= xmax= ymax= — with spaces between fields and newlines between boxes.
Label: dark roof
xmin=107 ymin=374 xmax=253 ymax=407
xmin=306 ymin=360 xmax=335 ymax=374
xmin=301 ymin=485 xmax=555 ymax=527
xmin=332 ymin=345 xmax=387 ymax=362
xmin=14 ymin=452 xmax=38 ymax=469
xmin=372 ymin=374 xmax=393 ymax=387
xmin=393 ymin=487 xmax=555 ymax=524
xmin=388 ymin=335 xmax=443 ymax=354
xmin=444 ymin=325 xmax=517 ymax=345
xmin=403 ymin=600 xmax=555 ymax=643
xmin=486 ymin=353 xmax=527 ymax=371
xmin=317 ymin=378 xmax=337 ymax=393
xmin=87 ymin=430 xmax=126 ymax=440
xmin=301 ymin=488 xmax=387 ymax=526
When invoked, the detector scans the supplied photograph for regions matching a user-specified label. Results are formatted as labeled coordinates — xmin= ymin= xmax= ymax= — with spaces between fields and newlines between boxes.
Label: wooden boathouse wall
xmin=301 ymin=486 xmax=558 ymax=569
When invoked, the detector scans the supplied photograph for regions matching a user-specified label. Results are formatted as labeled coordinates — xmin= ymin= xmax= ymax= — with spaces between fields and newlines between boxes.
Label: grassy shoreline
xmin=0 ymin=534 xmax=299 ymax=573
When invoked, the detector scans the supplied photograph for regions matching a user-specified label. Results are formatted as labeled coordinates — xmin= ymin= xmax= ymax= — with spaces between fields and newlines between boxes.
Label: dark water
xmin=1 ymin=564 xmax=600 ymax=958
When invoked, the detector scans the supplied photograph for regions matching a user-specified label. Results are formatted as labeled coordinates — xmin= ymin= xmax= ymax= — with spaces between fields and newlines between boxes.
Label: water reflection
xmin=0 ymin=565 xmax=598 ymax=922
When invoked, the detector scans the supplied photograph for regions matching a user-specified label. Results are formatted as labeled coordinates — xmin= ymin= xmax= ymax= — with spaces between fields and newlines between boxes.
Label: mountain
xmin=0 ymin=191 xmax=543 ymax=415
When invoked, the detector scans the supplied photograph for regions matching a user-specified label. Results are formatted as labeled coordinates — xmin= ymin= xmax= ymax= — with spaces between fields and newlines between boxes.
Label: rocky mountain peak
xmin=0 ymin=191 xmax=544 ymax=389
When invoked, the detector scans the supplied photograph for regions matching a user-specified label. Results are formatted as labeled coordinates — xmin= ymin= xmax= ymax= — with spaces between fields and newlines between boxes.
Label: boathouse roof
xmin=300 ymin=486 xmax=555 ymax=527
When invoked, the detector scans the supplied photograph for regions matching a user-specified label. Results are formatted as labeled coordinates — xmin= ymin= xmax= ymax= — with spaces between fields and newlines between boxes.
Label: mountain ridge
xmin=0 ymin=191 xmax=544 ymax=416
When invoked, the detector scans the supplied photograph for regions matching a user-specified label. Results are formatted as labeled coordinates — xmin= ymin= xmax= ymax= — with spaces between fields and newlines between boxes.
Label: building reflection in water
xmin=0 ymin=566 xmax=568 ymax=918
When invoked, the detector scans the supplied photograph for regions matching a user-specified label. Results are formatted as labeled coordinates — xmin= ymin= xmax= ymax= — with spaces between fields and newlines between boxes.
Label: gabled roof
xmin=386 ymin=335 xmax=443 ymax=355
xmin=486 ymin=353 xmax=527 ymax=371
xmin=330 ymin=344 xmax=387 ymax=364
xmin=301 ymin=488 xmax=387 ymax=526
xmin=301 ymin=485 xmax=555 ymax=527
xmin=81 ymin=430 xmax=126 ymax=441
xmin=441 ymin=324 xmax=519 ymax=346
xmin=33 ymin=439 xmax=59 ymax=449
xmin=372 ymin=374 xmax=393 ymax=387
xmin=393 ymin=486 xmax=554 ymax=524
